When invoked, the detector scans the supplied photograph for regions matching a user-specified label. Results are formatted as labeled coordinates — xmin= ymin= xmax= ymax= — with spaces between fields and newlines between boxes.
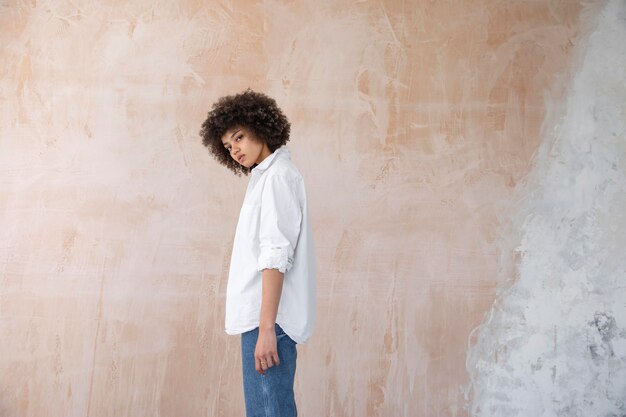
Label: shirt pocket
xmin=235 ymin=203 xmax=261 ymax=242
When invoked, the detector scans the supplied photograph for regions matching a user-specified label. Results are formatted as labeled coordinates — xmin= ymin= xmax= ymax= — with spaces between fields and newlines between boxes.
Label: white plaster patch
xmin=466 ymin=1 xmax=626 ymax=416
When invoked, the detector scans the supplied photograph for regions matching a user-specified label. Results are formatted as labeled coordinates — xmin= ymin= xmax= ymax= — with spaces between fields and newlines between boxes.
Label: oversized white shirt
xmin=224 ymin=145 xmax=316 ymax=344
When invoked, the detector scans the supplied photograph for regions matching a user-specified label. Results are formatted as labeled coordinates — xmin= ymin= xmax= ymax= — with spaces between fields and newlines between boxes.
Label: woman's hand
xmin=256 ymin=268 xmax=284 ymax=375
xmin=254 ymin=327 xmax=280 ymax=375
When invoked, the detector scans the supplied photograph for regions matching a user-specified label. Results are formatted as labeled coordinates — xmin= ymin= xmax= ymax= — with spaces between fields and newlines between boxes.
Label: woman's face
xmin=221 ymin=125 xmax=271 ymax=168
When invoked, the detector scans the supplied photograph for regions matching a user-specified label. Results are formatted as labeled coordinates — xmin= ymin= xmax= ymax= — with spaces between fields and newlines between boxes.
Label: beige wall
xmin=0 ymin=1 xmax=588 ymax=416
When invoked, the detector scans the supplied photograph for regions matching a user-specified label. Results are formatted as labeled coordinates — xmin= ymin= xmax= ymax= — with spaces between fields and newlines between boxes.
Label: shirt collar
xmin=251 ymin=145 xmax=290 ymax=175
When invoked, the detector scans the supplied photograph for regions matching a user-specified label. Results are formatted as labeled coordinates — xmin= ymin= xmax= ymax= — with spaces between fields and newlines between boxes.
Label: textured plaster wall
xmin=467 ymin=1 xmax=626 ymax=415
xmin=0 ymin=1 xmax=591 ymax=416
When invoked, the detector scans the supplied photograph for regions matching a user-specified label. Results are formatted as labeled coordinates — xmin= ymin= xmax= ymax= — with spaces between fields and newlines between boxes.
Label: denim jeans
xmin=241 ymin=323 xmax=298 ymax=417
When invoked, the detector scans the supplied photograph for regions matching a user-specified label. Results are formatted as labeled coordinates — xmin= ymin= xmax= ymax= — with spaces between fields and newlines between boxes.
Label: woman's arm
xmin=255 ymin=268 xmax=284 ymax=375
xmin=254 ymin=174 xmax=302 ymax=375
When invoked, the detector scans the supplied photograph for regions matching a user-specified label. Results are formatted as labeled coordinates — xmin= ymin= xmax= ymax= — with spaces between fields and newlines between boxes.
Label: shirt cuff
xmin=257 ymin=246 xmax=294 ymax=274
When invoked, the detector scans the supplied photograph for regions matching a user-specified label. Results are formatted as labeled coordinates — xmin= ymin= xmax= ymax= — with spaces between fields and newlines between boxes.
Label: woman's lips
xmin=238 ymin=155 xmax=245 ymax=163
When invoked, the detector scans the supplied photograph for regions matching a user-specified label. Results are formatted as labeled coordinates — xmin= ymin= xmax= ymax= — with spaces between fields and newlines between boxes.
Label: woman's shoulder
xmin=266 ymin=158 xmax=304 ymax=183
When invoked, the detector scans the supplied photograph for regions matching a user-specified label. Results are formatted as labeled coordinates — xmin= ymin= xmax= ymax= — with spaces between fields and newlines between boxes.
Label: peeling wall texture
xmin=0 ymin=1 xmax=602 ymax=416
xmin=466 ymin=1 xmax=626 ymax=416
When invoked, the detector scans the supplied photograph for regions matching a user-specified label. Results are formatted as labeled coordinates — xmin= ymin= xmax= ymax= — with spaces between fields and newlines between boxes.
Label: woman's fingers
xmin=262 ymin=355 xmax=277 ymax=369
xmin=256 ymin=354 xmax=280 ymax=375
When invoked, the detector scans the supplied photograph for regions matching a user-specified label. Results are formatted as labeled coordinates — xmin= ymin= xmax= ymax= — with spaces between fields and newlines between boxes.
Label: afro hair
xmin=200 ymin=88 xmax=291 ymax=176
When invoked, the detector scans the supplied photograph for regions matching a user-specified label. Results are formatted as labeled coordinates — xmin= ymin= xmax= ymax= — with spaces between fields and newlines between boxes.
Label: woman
xmin=200 ymin=88 xmax=316 ymax=417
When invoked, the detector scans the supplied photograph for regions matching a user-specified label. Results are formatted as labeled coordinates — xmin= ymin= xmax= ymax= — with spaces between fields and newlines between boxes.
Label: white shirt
xmin=224 ymin=145 xmax=317 ymax=344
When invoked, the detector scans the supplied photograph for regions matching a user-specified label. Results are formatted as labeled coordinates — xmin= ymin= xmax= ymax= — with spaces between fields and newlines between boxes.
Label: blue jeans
xmin=241 ymin=323 xmax=298 ymax=417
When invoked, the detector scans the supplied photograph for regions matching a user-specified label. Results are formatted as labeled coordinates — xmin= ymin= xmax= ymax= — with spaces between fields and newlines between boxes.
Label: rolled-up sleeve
xmin=257 ymin=174 xmax=303 ymax=274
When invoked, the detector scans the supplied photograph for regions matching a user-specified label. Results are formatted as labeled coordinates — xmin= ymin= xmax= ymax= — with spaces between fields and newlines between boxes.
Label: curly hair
xmin=200 ymin=88 xmax=291 ymax=176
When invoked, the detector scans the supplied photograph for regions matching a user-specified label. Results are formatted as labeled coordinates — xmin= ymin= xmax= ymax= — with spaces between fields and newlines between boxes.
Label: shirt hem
xmin=225 ymin=322 xmax=312 ymax=344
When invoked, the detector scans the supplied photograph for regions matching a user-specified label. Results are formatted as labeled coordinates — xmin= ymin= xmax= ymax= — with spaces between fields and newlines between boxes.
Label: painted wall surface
xmin=0 ymin=1 xmax=596 ymax=416
xmin=466 ymin=1 xmax=626 ymax=416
